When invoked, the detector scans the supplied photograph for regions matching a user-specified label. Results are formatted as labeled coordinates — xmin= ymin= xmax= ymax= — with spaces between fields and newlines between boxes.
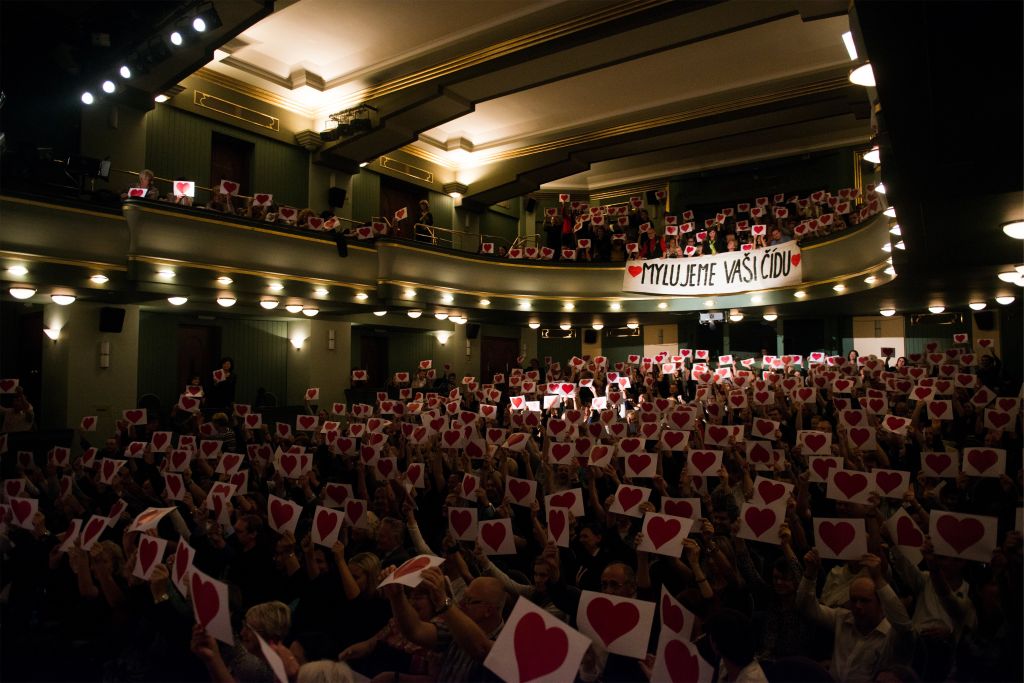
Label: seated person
xmin=121 ymin=169 xmax=159 ymax=200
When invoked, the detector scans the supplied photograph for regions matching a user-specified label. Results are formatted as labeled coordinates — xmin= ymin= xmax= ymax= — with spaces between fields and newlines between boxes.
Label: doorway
xmin=480 ymin=336 xmax=519 ymax=380
xmin=359 ymin=333 xmax=389 ymax=387
xmin=210 ymin=132 xmax=253 ymax=197
xmin=177 ymin=325 xmax=221 ymax=394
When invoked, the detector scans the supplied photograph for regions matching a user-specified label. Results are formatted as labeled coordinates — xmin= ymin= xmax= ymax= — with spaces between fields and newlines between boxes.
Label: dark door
xmin=178 ymin=325 xmax=221 ymax=395
xmin=360 ymin=333 xmax=389 ymax=388
xmin=380 ymin=176 xmax=424 ymax=240
xmin=695 ymin=321 xmax=724 ymax=358
xmin=210 ymin=132 xmax=253 ymax=199
xmin=480 ymin=336 xmax=519 ymax=380
xmin=782 ymin=319 xmax=825 ymax=358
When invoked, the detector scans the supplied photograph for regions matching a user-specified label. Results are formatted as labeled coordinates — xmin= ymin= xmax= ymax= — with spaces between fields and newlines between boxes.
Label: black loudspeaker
xmin=466 ymin=323 xmax=480 ymax=340
xmin=646 ymin=190 xmax=659 ymax=204
xmin=583 ymin=329 xmax=597 ymax=344
xmin=335 ymin=232 xmax=348 ymax=258
xmin=328 ymin=187 xmax=347 ymax=208
xmin=975 ymin=311 xmax=996 ymax=331
xmin=99 ymin=306 xmax=126 ymax=333
xmin=525 ymin=197 xmax=537 ymax=213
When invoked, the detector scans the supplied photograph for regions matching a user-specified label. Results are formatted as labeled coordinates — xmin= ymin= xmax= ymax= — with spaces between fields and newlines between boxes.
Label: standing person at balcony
xmin=415 ymin=200 xmax=434 ymax=243
xmin=121 ymin=169 xmax=159 ymax=200
xmin=544 ymin=213 xmax=562 ymax=259
xmin=0 ymin=386 xmax=34 ymax=433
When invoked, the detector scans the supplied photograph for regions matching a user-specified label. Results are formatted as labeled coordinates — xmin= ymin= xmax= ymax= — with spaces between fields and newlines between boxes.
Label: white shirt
xmin=892 ymin=546 xmax=975 ymax=638
xmin=797 ymin=577 xmax=912 ymax=683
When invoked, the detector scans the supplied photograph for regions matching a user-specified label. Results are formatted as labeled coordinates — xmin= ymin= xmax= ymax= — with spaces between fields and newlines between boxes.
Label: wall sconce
xmin=99 ymin=341 xmax=110 ymax=368
xmin=44 ymin=327 xmax=61 ymax=341
xmin=442 ymin=182 xmax=468 ymax=199
xmin=328 ymin=329 xmax=336 ymax=350
xmin=291 ymin=337 xmax=306 ymax=350
xmin=434 ymin=331 xmax=452 ymax=345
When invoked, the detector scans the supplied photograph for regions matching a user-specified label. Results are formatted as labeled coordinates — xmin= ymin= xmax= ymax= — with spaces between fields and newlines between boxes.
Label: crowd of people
xmin=120 ymin=171 xmax=883 ymax=264
xmin=1 ymin=336 xmax=1020 ymax=683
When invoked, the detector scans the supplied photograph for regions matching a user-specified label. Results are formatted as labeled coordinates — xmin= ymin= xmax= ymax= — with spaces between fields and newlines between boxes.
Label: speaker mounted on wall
xmin=328 ymin=187 xmax=347 ymax=208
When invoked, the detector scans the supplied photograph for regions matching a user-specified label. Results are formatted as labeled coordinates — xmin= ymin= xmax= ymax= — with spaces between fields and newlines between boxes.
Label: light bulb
xmin=998 ymin=271 xmax=1021 ymax=282
xmin=167 ymin=296 xmax=188 ymax=306
xmin=889 ymin=225 xmax=901 ymax=235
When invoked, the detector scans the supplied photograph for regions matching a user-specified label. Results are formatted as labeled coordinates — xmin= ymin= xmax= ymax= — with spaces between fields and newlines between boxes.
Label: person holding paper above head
xmin=414 ymin=199 xmax=433 ymax=243
xmin=797 ymin=550 xmax=913 ymax=682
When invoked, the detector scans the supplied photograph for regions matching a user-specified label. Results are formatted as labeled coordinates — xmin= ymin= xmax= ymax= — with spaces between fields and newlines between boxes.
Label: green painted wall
xmin=602 ymin=333 xmax=643 ymax=364
xmin=137 ymin=312 xmax=289 ymax=410
xmin=144 ymin=105 xmax=309 ymax=208
xmin=480 ymin=208 xmax=519 ymax=244
xmin=537 ymin=334 xmax=581 ymax=365
xmin=351 ymin=171 xmax=381 ymax=223
xmin=904 ymin=316 xmax=972 ymax=357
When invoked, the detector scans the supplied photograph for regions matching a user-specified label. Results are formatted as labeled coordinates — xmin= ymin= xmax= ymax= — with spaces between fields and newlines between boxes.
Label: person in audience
xmin=415 ymin=200 xmax=434 ymax=243
xmin=121 ymin=169 xmax=159 ymax=200
xmin=0 ymin=385 xmax=34 ymax=432
xmin=769 ymin=226 xmax=791 ymax=245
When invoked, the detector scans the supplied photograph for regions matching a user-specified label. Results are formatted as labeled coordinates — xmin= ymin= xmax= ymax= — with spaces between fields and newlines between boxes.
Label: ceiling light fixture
xmin=285 ymin=304 xmax=303 ymax=313
xmin=404 ymin=288 xmax=417 ymax=298
xmin=435 ymin=312 xmax=449 ymax=320
xmin=559 ymin=323 xmax=572 ymax=331
xmin=879 ymin=308 xmax=896 ymax=317
xmin=314 ymin=287 xmax=329 ymax=296
xmin=441 ymin=293 xmax=454 ymax=304
xmin=927 ymin=305 xmax=945 ymax=314
xmin=528 ymin=322 xmax=540 ymax=330
xmin=881 ymin=242 xmax=892 ymax=252
xmin=626 ymin=322 xmax=639 ymax=330
xmin=592 ymin=323 xmax=604 ymax=330
xmin=479 ymin=298 xmax=491 ymax=306
xmin=610 ymin=302 xmax=621 ymax=311
xmin=216 ymin=296 xmax=236 ymax=307
xmin=729 ymin=312 xmax=744 ymax=322
xmin=154 ymin=94 xmax=169 ymax=103
xmin=841 ymin=31 xmax=858 ymax=61
xmin=703 ymin=299 xmax=715 ymax=307
xmin=102 ymin=80 xmax=116 ymax=94
xmin=407 ymin=310 xmax=422 ymax=319
xmin=563 ymin=302 xmax=575 ymax=310
xmin=260 ymin=299 xmax=279 ymax=310
xmin=9 ymin=287 xmax=35 ymax=299
xmin=889 ymin=224 xmax=901 ymax=235
xmin=1002 ymin=220 xmax=1024 ymax=239
xmin=44 ymin=328 xmax=60 ymax=341
xmin=884 ymin=266 xmax=896 ymax=276
xmin=169 ymin=31 xmax=183 ymax=46
xmin=6 ymin=265 xmax=28 ymax=276
xmin=763 ymin=313 xmax=778 ymax=322
xmin=90 ymin=274 xmax=109 ymax=284
xmin=168 ymin=296 xmax=188 ymax=306
xmin=833 ymin=284 xmax=846 ymax=292
xmin=192 ymin=16 xmax=207 ymax=31
xmin=268 ymin=282 xmax=284 ymax=291
xmin=119 ymin=65 xmax=132 ymax=79
xmin=968 ymin=301 xmax=986 ymax=311
xmin=849 ymin=62 xmax=876 ymax=86
xmin=157 ymin=268 xmax=175 ymax=278
xmin=81 ymin=91 xmax=94 ymax=105
xmin=750 ymin=295 xmax=763 ymax=304
xmin=864 ymin=276 xmax=877 ymax=284
xmin=998 ymin=270 xmax=1022 ymax=282
xmin=895 ymin=241 xmax=906 ymax=250
xmin=50 ymin=294 xmax=76 ymax=306
xmin=884 ymin=206 xmax=897 ymax=218
xmin=874 ymin=182 xmax=887 ymax=194
xmin=862 ymin=146 xmax=881 ymax=164
xmin=450 ymin=316 xmax=467 ymax=325
xmin=519 ymin=301 xmax=531 ymax=310
xmin=302 ymin=307 xmax=318 ymax=317
xmin=216 ymin=276 xmax=233 ymax=285
xmin=373 ymin=310 xmax=387 ymax=317
xmin=996 ymin=296 xmax=1016 ymax=305
xmin=657 ymin=302 xmax=668 ymax=309
xmin=794 ymin=291 xmax=807 ymax=299
xmin=355 ymin=292 xmax=368 ymax=300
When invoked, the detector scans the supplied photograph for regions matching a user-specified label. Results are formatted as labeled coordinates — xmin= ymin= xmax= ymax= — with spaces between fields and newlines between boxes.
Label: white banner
xmin=621 ymin=245 xmax=803 ymax=296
